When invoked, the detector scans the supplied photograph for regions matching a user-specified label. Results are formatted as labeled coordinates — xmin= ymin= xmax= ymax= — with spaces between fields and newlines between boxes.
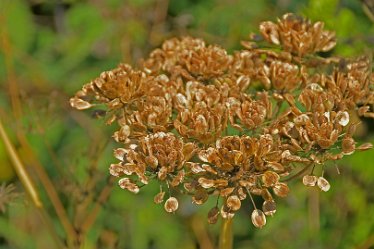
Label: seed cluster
xmin=71 ymin=13 xmax=373 ymax=228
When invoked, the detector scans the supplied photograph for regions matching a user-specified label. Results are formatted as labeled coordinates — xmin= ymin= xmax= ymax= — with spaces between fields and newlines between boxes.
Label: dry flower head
xmin=71 ymin=13 xmax=374 ymax=229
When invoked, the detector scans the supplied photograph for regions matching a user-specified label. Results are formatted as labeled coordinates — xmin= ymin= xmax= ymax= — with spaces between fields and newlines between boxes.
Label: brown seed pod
xmin=164 ymin=197 xmax=179 ymax=213
xmin=251 ymin=209 xmax=266 ymax=228
xmin=192 ymin=188 xmax=209 ymax=205
xmin=208 ymin=207 xmax=220 ymax=224
xmin=317 ymin=177 xmax=330 ymax=192
xmin=220 ymin=205 xmax=235 ymax=219
xmin=154 ymin=191 xmax=165 ymax=204
xmin=342 ymin=137 xmax=355 ymax=155
xmin=273 ymin=182 xmax=289 ymax=197
xmin=226 ymin=195 xmax=241 ymax=211
xmin=262 ymin=200 xmax=277 ymax=216
xmin=118 ymin=178 xmax=140 ymax=194
xmin=302 ymin=175 xmax=317 ymax=187
xmin=262 ymin=171 xmax=280 ymax=187
xmin=357 ymin=143 xmax=373 ymax=151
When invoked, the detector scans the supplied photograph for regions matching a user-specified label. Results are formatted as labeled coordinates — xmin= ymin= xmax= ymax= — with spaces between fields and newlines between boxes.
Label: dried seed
xmin=70 ymin=97 xmax=93 ymax=110
xmin=357 ymin=143 xmax=373 ymax=151
xmin=118 ymin=178 xmax=140 ymax=194
xmin=262 ymin=200 xmax=276 ymax=216
xmin=342 ymin=137 xmax=355 ymax=155
xmin=336 ymin=111 xmax=349 ymax=126
xmin=154 ymin=191 xmax=165 ymax=204
xmin=192 ymin=189 xmax=208 ymax=205
xmin=317 ymin=177 xmax=330 ymax=192
xmin=198 ymin=177 xmax=215 ymax=189
xmin=251 ymin=209 xmax=266 ymax=228
xmin=208 ymin=207 xmax=220 ymax=224
xmin=302 ymin=175 xmax=317 ymax=187
xmin=273 ymin=182 xmax=289 ymax=197
xmin=226 ymin=195 xmax=241 ymax=211
xmin=164 ymin=197 xmax=179 ymax=213
xmin=220 ymin=205 xmax=235 ymax=219
xmin=262 ymin=171 xmax=280 ymax=187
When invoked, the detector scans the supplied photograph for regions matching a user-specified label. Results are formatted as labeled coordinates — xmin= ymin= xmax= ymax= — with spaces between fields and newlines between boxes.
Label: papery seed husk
xmin=302 ymin=175 xmax=317 ymax=187
xmin=192 ymin=189 xmax=208 ymax=205
xmin=220 ymin=205 xmax=235 ymax=219
xmin=237 ymin=187 xmax=247 ymax=200
xmin=208 ymin=207 xmax=220 ymax=224
xmin=113 ymin=148 xmax=127 ymax=161
xmin=262 ymin=200 xmax=276 ymax=216
xmin=357 ymin=143 xmax=373 ymax=151
xmin=251 ymin=209 xmax=266 ymax=228
xmin=342 ymin=137 xmax=355 ymax=155
xmin=198 ymin=177 xmax=215 ymax=189
xmin=262 ymin=171 xmax=280 ymax=187
xmin=273 ymin=182 xmax=289 ymax=197
xmin=226 ymin=195 xmax=241 ymax=211
xmin=164 ymin=197 xmax=179 ymax=213
xmin=70 ymin=97 xmax=93 ymax=110
xmin=154 ymin=191 xmax=165 ymax=204
xmin=317 ymin=177 xmax=330 ymax=192
xmin=219 ymin=187 xmax=235 ymax=197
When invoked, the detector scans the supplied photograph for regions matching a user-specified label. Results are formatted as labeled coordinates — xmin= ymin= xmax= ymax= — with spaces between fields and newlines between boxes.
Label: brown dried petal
xmin=251 ymin=209 xmax=266 ymax=228
xmin=164 ymin=197 xmax=179 ymax=213
xmin=192 ymin=189 xmax=208 ymax=205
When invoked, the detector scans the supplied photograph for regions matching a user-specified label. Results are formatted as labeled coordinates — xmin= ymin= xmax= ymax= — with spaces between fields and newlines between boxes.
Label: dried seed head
xmin=273 ymin=182 xmax=289 ymax=197
xmin=208 ymin=207 xmax=220 ymax=224
xmin=302 ymin=175 xmax=318 ymax=187
xmin=317 ymin=177 xmax=330 ymax=192
xmin=226 ymin=195 xmax=241 ymax=211
xmin=262 ymin=200 xmax=277 ymax=216
xmin=154 ymin=191 xmax=165 ymax=204
xmin=251 ymin=209 xmax=266 ymax=228
xmin=164 ymin=197 xmax=179 ymax=213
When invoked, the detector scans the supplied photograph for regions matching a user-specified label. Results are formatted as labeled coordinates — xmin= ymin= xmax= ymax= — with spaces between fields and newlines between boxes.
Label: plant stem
xmin=0 ymin=118 xmax=64 ymax=249
xmin=219 ymin=218 xmax=233 ymax=249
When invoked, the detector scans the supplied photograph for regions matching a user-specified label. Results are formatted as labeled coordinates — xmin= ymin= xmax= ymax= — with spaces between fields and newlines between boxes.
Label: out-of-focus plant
xmin=71 ymin=13 xmax=374 ymax=249
xmin=1 ymin=0 xmax=374 ymax=249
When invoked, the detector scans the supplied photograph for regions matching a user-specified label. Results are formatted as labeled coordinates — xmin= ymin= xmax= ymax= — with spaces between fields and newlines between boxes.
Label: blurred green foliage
xmin=0 ymin=0 xmax=373 ymax=248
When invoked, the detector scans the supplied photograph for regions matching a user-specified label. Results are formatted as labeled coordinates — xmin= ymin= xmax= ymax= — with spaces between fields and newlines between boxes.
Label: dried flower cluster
xmin=71 ymin=13 xmax=373 ymax=228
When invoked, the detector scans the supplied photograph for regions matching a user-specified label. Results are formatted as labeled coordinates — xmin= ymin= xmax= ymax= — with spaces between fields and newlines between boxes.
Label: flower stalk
xmin=219 ymin=218 xmax=233 ymax=249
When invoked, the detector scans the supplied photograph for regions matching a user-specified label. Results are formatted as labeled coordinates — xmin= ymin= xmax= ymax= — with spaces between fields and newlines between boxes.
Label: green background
xmin=0 ymin=0 xmax=373 ymax=248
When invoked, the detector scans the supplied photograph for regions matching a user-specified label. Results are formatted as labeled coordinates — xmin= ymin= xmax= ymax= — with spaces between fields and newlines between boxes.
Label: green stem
xmin=219 ymin=218 xmax=233 ymax=249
